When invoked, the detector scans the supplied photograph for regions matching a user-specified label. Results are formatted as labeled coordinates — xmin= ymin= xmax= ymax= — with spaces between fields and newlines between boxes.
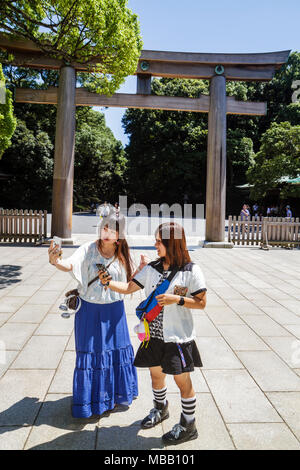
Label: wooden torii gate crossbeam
xmin=0 ymin=34 xmax=290 ymax=243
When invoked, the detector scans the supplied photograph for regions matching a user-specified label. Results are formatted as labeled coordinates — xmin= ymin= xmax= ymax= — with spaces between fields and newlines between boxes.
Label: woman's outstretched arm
xmin=99 ymin=270 xmax=141 ymax=295
xmin=48 ymin=241 xmax=72 ymax=272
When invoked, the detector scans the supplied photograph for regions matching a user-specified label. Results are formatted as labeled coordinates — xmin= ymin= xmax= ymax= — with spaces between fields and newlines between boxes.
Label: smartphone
xmin=53 ymin=236 xmax=62 ymax=250
xmin=96 ymin=263 xmax=106 ymax=271
xmin=96 ymin=264 xmax=111 ymax=287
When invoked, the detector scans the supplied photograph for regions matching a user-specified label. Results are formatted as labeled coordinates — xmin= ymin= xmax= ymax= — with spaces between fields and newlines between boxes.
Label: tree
xmin=123 ymin=53 xmax=300 ymax=212
xmin=0 ymin=66 xmax=127 ymax=210
xmin=123 ymin=78 xmax=210 ymax=205
xmin=0 ymin=63 xmax=16 ymax=158
xmin=247 ymin=122 xmax=300 ymax=200
xmin=227 ymin=129 xmax=255 ymax=187
xmin=0 ymin=106 xmax=127 ymax=210
xmin=0 ymin=119 xmax=54 ymax=209
xmin=74 ymin=107 xmax=127 ymax=209
xmin=122 ymin=77 xmax=255 ymax=207
xmin=0 ymin=0 xmax=142 ymax=95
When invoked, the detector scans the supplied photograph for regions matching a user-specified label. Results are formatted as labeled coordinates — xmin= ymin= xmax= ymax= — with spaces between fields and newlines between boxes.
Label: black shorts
xmin=134 ymin=337 xmax=203 ymax=375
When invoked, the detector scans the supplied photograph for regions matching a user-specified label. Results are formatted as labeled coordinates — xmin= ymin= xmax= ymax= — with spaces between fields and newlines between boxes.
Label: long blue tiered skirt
xmin=72 ymin=299 xmax=138 ymax=418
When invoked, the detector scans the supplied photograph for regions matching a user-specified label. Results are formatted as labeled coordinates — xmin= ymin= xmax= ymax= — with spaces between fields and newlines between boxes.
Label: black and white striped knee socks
xmin=181 ymin=396 xmax=196 ymax=422
xmin=152 ymin=388 xmax=196 ymax=421
xmin=153 ymin=387 xmax=167 ymax=406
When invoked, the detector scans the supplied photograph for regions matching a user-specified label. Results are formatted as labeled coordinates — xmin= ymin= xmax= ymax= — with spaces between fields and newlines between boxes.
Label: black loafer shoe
xmin=162 ymin=413 xmax=198 ymax=446
xmin=141 ymin=400 xmax=169 ymax=429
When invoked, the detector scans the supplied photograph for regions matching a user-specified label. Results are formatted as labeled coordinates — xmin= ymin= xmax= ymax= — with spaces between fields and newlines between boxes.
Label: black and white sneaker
xmin=162 ymin=413 xmax=198 ymax=446
xmin=141 ymin=400 xmax=169 ymax=429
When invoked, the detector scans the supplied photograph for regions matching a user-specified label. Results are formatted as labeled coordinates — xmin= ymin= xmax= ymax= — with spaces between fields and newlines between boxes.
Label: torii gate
xmin=0 ymin=34 xmax=290 ymax=243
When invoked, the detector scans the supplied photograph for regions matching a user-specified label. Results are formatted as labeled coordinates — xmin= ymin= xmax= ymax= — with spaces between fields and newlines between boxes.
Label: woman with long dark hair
xmin=48 ymin=213 xmax=139 ymax=418
xmin=99 ymin=222 xmax=207 ymax=446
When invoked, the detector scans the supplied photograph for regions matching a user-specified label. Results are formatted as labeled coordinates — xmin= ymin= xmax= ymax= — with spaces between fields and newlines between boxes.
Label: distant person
xmin=240 ymin=204 xmax=250 ymax=221
xmin=286 ymin=205 xmax=292 ymax=220
xmin=99 ymin=202 xmax=110 ymax=218
xmin=114 ymin=202 xmax=120 ymax=217
xmin=266 ymin=207 xmax=271 ymax=217
xmin=96 ymin=203 xmax=101 ymax=217
xmin=270 ymin=205 xmax=277 ymax=217
xmin=252 ymin=203 xmax=259 ymax=217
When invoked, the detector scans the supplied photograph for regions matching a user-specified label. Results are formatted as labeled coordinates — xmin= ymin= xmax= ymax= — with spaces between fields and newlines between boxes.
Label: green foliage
xmin=74 ymin=108 xmax=127 ymax=208
xmin=123 ymin=53 xmax=300 ymax=212
xmin=0 ymin=68 xmax=126 ymax=210
xmin=0 ymin=104 xmax=127 ymax=210
xmin=152 ymin=77 xmax=209 ymax=98
xmin=0 ymin=119 xmax=54 ymax=208
xmin=0 ymin=0 xmax=142 ymax=95
xmin=122 ymin=78 xmax=257 ymax=206
xmin=0 ymin=63 xmax=16 ymax=158
xmin=123 ymin=79 xmax=210 ymax=205
xmin=227 ymin=130 xmax=255 ymax=186
xmin=4 ymin=64 xmax=60 ymax=91
xmin=247 ymin=122 xmax=300 ymax=199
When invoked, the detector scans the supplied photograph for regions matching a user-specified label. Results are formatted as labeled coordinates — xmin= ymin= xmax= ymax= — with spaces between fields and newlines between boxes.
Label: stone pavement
xmin=1 ymin=238 xmax=300 ymax=450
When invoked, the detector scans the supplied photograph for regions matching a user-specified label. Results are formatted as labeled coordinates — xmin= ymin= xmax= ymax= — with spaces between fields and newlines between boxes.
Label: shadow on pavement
xmin=0 ymin=264 xmax=22 ymax=289
xmin=0 ymin=396 xmax=163 ymax=450
xmin=28 ymin=424 xmax=163 ymax=450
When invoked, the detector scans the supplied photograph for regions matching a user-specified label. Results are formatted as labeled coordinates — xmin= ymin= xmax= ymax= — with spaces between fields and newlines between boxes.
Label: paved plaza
xmin=0 ymin=236 xmax=300 ymax=450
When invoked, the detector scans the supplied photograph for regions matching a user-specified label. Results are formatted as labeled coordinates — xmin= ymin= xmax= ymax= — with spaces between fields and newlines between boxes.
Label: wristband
xmin=177 ymin=296 xmax=185 ymax=306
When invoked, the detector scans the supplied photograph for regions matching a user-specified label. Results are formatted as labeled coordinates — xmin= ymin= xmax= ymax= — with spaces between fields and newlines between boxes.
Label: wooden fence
xmin=228 ymin=216 xmax=300 ymax=248
xmin=0 ymin=209 xmax=47 ymax=243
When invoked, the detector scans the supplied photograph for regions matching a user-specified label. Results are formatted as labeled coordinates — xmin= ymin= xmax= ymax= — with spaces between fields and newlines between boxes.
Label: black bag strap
xmin=166 ymin=267 xmax=180 ymax=283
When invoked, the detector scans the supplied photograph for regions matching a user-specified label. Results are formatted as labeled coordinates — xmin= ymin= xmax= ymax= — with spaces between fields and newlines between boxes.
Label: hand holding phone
xmin=48 ymin=236 xmax=63 ymax=265
xmin=53 ymin=236 xmax=62 ymax=250
xmin=96 ymin=264 xmax=112 ymax=287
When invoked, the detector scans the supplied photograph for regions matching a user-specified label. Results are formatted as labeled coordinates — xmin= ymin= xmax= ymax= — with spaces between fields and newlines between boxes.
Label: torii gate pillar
xmin=51 ymin=66 xmax=76 ymax=239
xmin=205 ymin=74 xmax=227 ymax=242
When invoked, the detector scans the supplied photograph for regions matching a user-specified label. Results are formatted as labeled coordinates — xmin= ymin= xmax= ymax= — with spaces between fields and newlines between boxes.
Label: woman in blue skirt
xmin=48 ymin=213 xmax=139 ymax=418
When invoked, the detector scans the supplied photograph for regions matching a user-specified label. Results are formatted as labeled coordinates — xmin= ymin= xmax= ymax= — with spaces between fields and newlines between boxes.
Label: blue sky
xmin=96 ymin=0 xmax=300 ymax=145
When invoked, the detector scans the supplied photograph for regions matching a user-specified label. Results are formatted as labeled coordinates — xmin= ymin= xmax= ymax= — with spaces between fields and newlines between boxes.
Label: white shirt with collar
xmin=133 ymin=259 xmax=207 ymax=344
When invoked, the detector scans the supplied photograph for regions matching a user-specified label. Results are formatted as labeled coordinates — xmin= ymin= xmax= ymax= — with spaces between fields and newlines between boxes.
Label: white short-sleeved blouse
xmin=66 ymin=241 xmax=127 ymax=304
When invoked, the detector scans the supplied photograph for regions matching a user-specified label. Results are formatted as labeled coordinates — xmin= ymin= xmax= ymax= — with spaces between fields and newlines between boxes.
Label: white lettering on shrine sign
xmin=292 ymin=80 xmax=300 ymax=103
xmin=0 ymin=80 xmax=6 ymax=104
